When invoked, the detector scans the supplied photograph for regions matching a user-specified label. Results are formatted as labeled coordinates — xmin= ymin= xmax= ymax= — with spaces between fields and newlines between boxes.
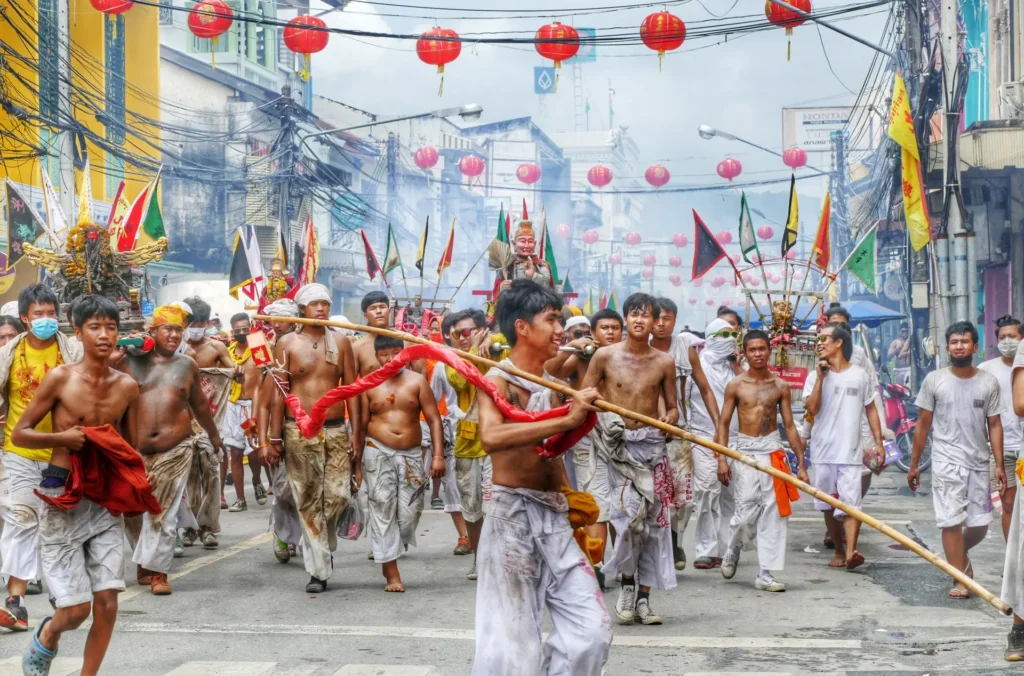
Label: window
xmin=158 ymin=0 xmax=173 ymax=25
xmin=37 ymin=0 xmax=59 ymax=122
xmin=244 ymin=0 xmax=275 ymax=70
xmin=105 ymin=14 xmax=126 ymax=145
xmin=106 ymin=155 xmax=125 ymax=200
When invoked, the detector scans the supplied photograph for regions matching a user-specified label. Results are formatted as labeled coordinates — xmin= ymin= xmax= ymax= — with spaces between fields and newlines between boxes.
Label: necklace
xmin=303 ymin=332 xmax=321 ymax=350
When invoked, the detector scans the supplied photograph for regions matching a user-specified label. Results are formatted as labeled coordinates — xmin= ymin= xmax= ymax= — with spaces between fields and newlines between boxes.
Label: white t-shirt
xmin=915 ymin=367 xmax=1003 ymax=470
xmin=430 ymin=364 xmax=462 ymax=420
xmin=802 ymin=365 xmax=874 ymax=465
xmin=667 ymin=335 xmax=693 ymax=419
xmin=979 ymin=358 xmax=1023 ymax=458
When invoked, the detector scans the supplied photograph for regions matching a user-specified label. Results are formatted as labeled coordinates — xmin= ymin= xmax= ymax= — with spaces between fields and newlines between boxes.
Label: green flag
xmin=847 ymin=228 xmax=877 ymax=292
xmin=382 ymin=223 xmax=403 ymax=277
xmin=541 ymin=218 xmax=559 ymax=286
xmin=496 ymin=203 xmax=508 ymax=244
xmin=607 ymin=291 xmax=618 ymax=312
xmin=139 ymin=173 xmax=165 ymax=243
xmin=738 ymin=192 xmax=759 ymax=264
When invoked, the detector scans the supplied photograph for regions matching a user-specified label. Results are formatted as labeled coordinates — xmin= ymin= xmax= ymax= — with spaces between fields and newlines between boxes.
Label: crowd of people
xmin=0 ymin=277 xmax=1022 ymax=674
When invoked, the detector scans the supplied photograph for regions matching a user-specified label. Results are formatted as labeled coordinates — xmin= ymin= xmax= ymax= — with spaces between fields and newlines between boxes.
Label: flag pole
xmin=788 ymin=250 xmax=817 ymax=322
xmin=724 ymin=256 xmax=769 ymax=320
xmin=796 ymin=222 xmax=880 ymax=328
xmin=446 ymin=247 xmax=488 ymax=305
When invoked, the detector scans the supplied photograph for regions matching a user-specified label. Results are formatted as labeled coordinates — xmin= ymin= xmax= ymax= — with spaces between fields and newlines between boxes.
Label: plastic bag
xmin=338 ymin=489 xmax=367 ymax=541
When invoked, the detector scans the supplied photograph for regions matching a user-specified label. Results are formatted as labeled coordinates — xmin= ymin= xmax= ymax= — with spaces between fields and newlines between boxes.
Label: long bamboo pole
xmin=257 ymin=314 xmax=1011 ymax=615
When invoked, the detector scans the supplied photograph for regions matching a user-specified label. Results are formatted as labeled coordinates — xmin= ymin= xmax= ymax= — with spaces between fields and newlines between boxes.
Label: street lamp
xmin=300 ymin=104 xmax=483 ymax=143
xmin=698 ymin=124 xmax=830 ymax=177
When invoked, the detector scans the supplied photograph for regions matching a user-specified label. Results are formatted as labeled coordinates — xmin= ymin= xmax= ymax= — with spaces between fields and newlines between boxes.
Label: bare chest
xmin=368 ymin=379 xmax=419 ymax=415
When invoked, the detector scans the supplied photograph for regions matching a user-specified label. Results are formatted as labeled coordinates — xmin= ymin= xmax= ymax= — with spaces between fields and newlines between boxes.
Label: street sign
xmin=576 ymin=28 xmax=597 ymax=62
xmin=141 ymin=300 xmax=154 ymax=316
xmin=534 ymin=67 xmax=556 ymax=95
xmin=782 ymin=106 xmax=856 ymax=151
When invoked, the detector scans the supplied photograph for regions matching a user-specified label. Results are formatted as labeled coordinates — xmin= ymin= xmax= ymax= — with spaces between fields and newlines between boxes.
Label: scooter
xmin=880 ymin=372 xmax=932 ymax=473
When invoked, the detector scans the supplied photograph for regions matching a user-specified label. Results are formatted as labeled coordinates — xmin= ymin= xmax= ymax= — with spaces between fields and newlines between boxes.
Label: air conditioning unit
xmin=999 ymin=82 xmax=1024 ymax=119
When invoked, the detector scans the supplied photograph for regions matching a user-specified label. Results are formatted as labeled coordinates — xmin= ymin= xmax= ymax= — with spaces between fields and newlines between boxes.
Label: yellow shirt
xmin=447 ymin=348 xmax=487 ymax=459
xmin=4 ymin=341 xmax=60 ymax=462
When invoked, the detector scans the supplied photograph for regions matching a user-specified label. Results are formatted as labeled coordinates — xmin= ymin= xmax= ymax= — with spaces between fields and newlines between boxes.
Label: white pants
xmin=693 ymin=444 xmax=735 ymax=559
xmin=456 ymin=455 xmax=492 ymax=523
xmin=1002 ymin=462 xmax=1024 ymax=613
xmin=726 ymin=434 xmax=788 ymax=571
xmin=812 ymin=463 xmax=862 ymax=518
xmin=572 ymin=437 xmax=611 ymax=523
xmin=221 ymin=400 xmax=252 ymax=451
xmin=363 ymin=439 xmax=425 ymax=563
xmin=0 ymin=453 xmax=46 ymax=583
xmin=268 ymin=461 xmax=301 ymax=546
xmin=472 ymin=486 xmax=611 ymax=676
xmin=423 ymin=420 xmax=462 ymax=513
xmin=667 ymin=437 xmax=694 ymax=537
xmin=133 ymin=474 xmax=187 ymax=575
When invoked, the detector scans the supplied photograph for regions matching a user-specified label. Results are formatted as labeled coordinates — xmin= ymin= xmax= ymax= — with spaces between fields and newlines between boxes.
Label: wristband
xmin=269 ymin=437 xmax=282 ymax=443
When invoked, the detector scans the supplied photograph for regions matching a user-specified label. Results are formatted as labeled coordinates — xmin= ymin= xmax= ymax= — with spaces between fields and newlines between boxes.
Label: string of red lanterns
xmin=516 ymin=163 xmax=542 ymax=185
xmin=717 ymin=158 xmax=742 ymax=182
xmin=645 ymin=164 xmax=670 ymax=190
xmin=639 ymin=11 xmax=686 ymax=71
xmin=414 ymin=146 xmax=439 ymax=170
xmin=588 ymin=165 xmax=613 ymax=188
xmin=783 ymin=146 xmax=807 ymax=170
xmin=458 ymin=155 xmax=485 ymax=178
xmin=283 ymin=15 xmax=329 ymax=81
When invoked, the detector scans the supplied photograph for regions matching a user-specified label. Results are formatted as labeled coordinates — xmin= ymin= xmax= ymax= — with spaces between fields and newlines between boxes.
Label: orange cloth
xmin=35 ymin=424 xmax=161 ymax=518
xmin=769 ymin=450 xmax=800 ymax=518
xmin=573 ymin=528 xmax=604 ymax=566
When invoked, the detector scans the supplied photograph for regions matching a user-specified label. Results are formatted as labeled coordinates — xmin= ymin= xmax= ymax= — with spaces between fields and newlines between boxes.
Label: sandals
xmin=22 ymin=617 xmax=56 ymax=676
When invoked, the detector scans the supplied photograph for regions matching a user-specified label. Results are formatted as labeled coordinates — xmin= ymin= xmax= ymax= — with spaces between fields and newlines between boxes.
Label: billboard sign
xmin=782 ymin=107 xmax=854 ymax=151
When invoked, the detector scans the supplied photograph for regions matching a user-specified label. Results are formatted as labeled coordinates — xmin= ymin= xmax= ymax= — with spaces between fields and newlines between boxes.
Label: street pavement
xmin=0 ymin=467 xmax=1019 ymax=676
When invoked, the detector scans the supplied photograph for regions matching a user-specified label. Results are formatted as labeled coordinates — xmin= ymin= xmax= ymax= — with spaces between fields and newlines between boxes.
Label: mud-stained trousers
xmin=187 ymin=432 xmax=221 ymax=533
xmin=363 ymin=438 xmax=425 ymax=563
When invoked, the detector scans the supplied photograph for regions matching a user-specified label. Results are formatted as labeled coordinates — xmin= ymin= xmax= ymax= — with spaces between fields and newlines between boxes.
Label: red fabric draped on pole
xmin=284 ymin=343 xmax=595 ymax=458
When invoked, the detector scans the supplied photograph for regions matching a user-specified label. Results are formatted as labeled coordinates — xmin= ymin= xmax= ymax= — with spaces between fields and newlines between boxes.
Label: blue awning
xmin=737 ymin=299 xmax=904 ymax=330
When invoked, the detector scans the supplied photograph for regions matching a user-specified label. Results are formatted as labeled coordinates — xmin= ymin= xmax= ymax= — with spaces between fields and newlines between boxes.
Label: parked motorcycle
xmin=880 ymin=373 xmax=932 ymax=472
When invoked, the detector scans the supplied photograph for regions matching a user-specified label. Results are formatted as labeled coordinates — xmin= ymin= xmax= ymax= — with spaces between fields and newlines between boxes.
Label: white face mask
xmin=186 ymin=327 xmax=205 ymax=341
xmin=999 ymin=338 xmax=1021 ymax=358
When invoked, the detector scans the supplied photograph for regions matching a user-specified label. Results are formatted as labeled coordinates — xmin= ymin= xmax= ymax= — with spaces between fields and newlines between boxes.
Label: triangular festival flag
xmin=415 ymin=217 xmax=429 ymax=274
xmin=228 ymin=227 xmax=256 ymax=300
xmin=437 ymin=218 xmax=455 ymax=277
xmin=496 ymin=203 xmax=508 ymax=244
xmin=738 ymin=193 xmax=759 ymax=264
xmin=583 ymin=289 xmax=593 ymax=316
xmin=539 ymin=207 xmax=559 ymax=286
xmin=137 ymin=170 xmax=165 ymax=246
xmin=813 ymin=192 xmax=832 ymax=274
xmin=847 ymin=228 xmax=877 ymax=293
xmin=382 ymin=223 xmax=403 ymax=277
xmin=692 ymin=209 xmax=727 ymax=281
xmin=361 ymin=229 xmax=381 ymax=281
xmin=5 ymin=180 xmax=47 ymax=270
xmin=781 ymin=175 xmax=799 ymax=257
xmin=607 ymin=291 xmax=618 ymax=312
xmin=76 ymin=159 xmax=93 ymax=227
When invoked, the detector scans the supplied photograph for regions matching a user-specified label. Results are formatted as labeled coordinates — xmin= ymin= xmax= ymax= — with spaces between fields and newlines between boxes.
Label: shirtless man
xmin=474 ymin=279 xmax=610 ymax=675
xmin=352 ymin=291 xmax=391 ymax=378
xmin=716 ymin=329 xmax=806 ymax=592
xmin=118 ymin=305 xmax=224 ymax=595
xmin=359 ymin=335 xmax=445 ymax=592
xmin=13 ymin=295 xmax=139 ymax=676
xmin=223 ymin=313 xmax=265 ymax=511
xmin=583 ymin=292 xmax=678 ymax=626
xmin=181 ymin=296 xmax=233 ymax=544
xmin=266 ymin=283 xmax=360 ymax=593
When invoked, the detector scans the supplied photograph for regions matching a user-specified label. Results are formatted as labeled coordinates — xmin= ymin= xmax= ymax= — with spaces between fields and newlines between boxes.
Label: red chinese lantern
xmin=783 ymin=146 xmax=807 ymax=170
xmin=738 ymin=298 xmax=747 ymax=307
xmin=766 ymin=0 xmax=811 ymax=60
xmin=187 ymin=0 xmax=233 ymax=65
xmin=417 ymin=27 xmax=461 ymax=95
xmin=609 ymin=253 xmax=623 ymax=265
xmin=716 ymin=231 xmax=732 ymax=244
xmin=284 ymin=15 xmax=329 ymax=81
xmin=794 ymin=270 xmax=805 ymax=281
xmin=91 ymin=0 xmax=133 ymax=15
xmin=535 ymin=22 xmax=580 ymax=69
xmin=625 ymin=232 xmax=642 ymax=246
xmin=711 ymin=275 xmax=726 ymax=288
xmin=717 ymin=158 xmax=742 ymax=182
xmin=692 ymin=277 xmax=703 ymax=288
xmin=669 ymin=273 xmax=682 ymax=287
xmin=742 ymin=273 xmax=754 ymax=284
xmin=458 ymin=155 xmax=484 ymax=178
xmin=705 ymin=298 xmax=715 ymax=307
xmin=414 ymin=146 xmax=439 ymax=170
xmin=786 ymin=247 xmax=797 ymax=260
xmin=750 ymin=278 xmax=761 ymax=287
xmin=516 ymin=163 xmax=541 ymax=185
xmin=729 ymin=253 xmax=741 ymax=264
xmin=640 ymin=11 xmax=686 ymax=70
xmin=688 ymin=297 xmax=698 ymax=306
xmin=645 ymin=164 xmax=670 ymax=189
xmin=757 ymin=225 xmax=774 ymax=240
xmin=672 ymin=233 xmax=688 ymax=248
xmin=642 ymin=267 xmax=655 ymax=279
xmin=643 ymin=254 xmax=656 ymax=266
xmin=583 ymin=229 xmax=600 ymax=245
xmin=588 ymin=165 xmax=613 ymax=188
xmin=555 ymin=223 xmax=572 ymax=239
xmin=669 ymin=255 xmax=682 ymax=267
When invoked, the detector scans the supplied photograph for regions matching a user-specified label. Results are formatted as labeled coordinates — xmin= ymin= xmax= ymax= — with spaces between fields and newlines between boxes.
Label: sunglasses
xmin=713 ymin=330 xmax=740 ymax=339
xmin=817 ymin=334 xmax=834 ymax=343
xmin=570 ymin=329 xmax=590 ymax=340
xmin=451 ymin=328 xmax=474 ymax=339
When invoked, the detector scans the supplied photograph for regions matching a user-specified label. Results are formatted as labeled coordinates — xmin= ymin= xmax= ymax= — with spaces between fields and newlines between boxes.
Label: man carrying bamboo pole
xmin=716 ymin=329 xmax=806 ymax=592
xmin=474 ymin=279 xmax=610 ymax=675
xmin=584 ymin=293 xmax=678 ymax=626
xmin=1001 ymin=335 xmax=1024 ymax=660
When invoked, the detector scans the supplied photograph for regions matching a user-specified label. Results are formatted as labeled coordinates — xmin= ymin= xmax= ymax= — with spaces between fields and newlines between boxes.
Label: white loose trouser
xmin=1002 ymin=459 xmax=1024 ymax=613
xmin=726 ymin=433 xmax=788 ymax=571
xmin=133 ymin=474 xmax=187 ymax=575
xmin=0 ymin=453 xmax=46 ymax=583
xmin=363 ymin=439 xmax=425 ymax=563
xmin=268 ymin=461 xmax=301 ymax=546
xmin=421 ymin=420 xmax=461 ymax=513
xmin=472 ymin=486 xmax=611 ymax=676
xmin=693 ymin=443 xmax=735 ymax=559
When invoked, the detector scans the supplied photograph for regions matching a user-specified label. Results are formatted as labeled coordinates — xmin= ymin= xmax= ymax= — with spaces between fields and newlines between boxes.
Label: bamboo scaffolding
xmin=256 ymin=314 xmax=1011 ymax=615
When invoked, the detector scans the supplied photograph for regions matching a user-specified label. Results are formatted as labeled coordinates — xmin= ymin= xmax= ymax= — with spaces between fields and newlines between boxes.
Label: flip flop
xmin=949 ymin=587 xmax=970 ymax=599
xmin=846 ymin=551 xmax=865 ymax=570
xmin=965 ymin=558 xmax=974 ymax=579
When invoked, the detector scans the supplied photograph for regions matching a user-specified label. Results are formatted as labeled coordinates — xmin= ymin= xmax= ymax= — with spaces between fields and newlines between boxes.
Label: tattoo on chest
xmin=755 ymin=383 xmax=780 ymax=434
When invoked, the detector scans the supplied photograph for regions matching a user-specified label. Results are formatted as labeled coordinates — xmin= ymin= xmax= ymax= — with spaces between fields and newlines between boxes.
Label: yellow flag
xmin=781 ymin=175 xmax=799 ymax=257
xmin=888 ymin=73 xmax=919 ymax=160
xmin=76 ymin=159 xmax=92 ymax=227
xmin=901 ymin=147 xmax=932 ymax=251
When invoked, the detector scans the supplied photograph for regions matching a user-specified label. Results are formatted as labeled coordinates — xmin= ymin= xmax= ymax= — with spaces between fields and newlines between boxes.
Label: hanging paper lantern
xmin=414 ymin=146 xmax=439 ymax=170
xmin=640 ymin=11 xmax=686 ymax=70
xmin=91 ymin=0 xmax=133 ymax=15
xmin=692 ymin=277 xmax=703 ymax=288
xmin=516 ymin=163 xmax=542 ymax=185
xmin=417 ymin=27 xmax=461 ymax=95
xmin=669 ymin=273 xmax=682 ymax=287
xmin=765 ymin=0 xmax=811 ymax=60
xmin=716 ymin=231 xmax=733 ymax=244
xmin=729 ymin=254 xmax=741 ymax=264
xmin=609 ymin=253 xmax=623 ymax=264
xmin=555 ymin=223 xmax=572 ymax=239
xmin=769 ymin=273 xmax=780 ymax=284
xmin=669 ymin=255 xmax=682 ymax=268
xmin=786 ymin=248 xmax=797 ymax=260
xmin=757 ymin=225 xmax=774 ymax=240
xmin=750 ymin=278 xmax=761 ymax=287
xmin=187 ymin=0 xmax=233 ymax=66
xmin=645 ymin=164 xmax=671 ymax=189
xmin=672 ymin=233 xmax=688 ymax=248
xmin=794 ymin=270 xmax=805 ymax=281
xmin=742 ymin=273 xmax=754 ymax=284
xmin=535 ymin=22 xmax=580 ymax=69
xmin=642 ymin=267 xmax=655 ymax=279
xmin=625 ymin=232 xmax=642 ymax=246
xmin=783 ymin=146 xmax=807 ymax=170
xmin=458 ymin=155 xmax=485 ymax=178
xmin=705 ymin=298 xmax=716 ymax=307
xmin=738 ymin=298 xmax=747 ymax=307
xmin=688 ymin=297 xmax=698 ymax=306
xmin=284 ymin=15 xmax=329 ymax=81
xmin=583 ymin=229 xmax=600 ymax=245
xmin=717 ymin=158 xmax=742 ymax=182
xmin=588 ymin=165 xmax=613 ymax=188
xmin=643 ymin=254 xmax=656 ymax=266
xmin=711 ymin=275 xmax=726 ymax=288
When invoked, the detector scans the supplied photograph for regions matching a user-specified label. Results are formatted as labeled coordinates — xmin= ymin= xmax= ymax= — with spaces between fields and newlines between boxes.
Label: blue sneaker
xmin=22 ymin=616 xmax=56 ymax=676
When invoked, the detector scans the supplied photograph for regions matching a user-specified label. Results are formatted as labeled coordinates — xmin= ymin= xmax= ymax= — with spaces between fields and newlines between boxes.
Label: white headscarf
xmin=701 ymin=317 xmax=738 ymax=396
xmin=294 ymin=283 xmax=331 ymax=308
xmin=0 ymin=301 xmax=17 ymax=318
xmin=565 ymin=316 xmax=590 ymax=330
xmin=264 ymin=299 xmax=299 ymax=317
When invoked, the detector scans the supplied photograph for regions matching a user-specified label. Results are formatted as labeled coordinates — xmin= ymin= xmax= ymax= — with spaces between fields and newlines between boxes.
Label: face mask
xmin=999 ymin=338 xmax=1021 ymax=358
xmin=30 ymin=317 xmax=58 ymax=341
xmin=232 ymin=332 xmax=249 ymax=343
xmin=205 ymin=327 xmax=219 ymax=338
xmin=949 ymin=354 xmax=974 ymax=368
xmin=704 ymin=336 xmax=737 ymax=361
xmin=186 ymin=327 xmax=205 ymax=341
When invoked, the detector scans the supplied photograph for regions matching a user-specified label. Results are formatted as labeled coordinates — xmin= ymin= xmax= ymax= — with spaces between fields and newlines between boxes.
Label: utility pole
xmin=940 ymin=0 xmax=967 ymax=322
xmin=278 ymin=86 xmax=294 ymax=256
xmin=829 ymin=130 xmax=851 ymax=299
xmin=56 ymin=0 xmax=75 ymax=218
xmin=386 ymin=132 xmax=397 ymax=245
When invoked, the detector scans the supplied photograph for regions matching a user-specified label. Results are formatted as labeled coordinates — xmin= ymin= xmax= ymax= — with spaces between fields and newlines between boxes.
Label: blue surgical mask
xmin=205 ymin=327 xmax=219 ymax=338
xmin=30 ymin=317 xmax=58 ymax=341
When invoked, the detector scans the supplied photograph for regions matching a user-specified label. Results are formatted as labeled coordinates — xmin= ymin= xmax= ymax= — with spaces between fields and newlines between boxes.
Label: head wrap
xmin=294 ymin=283 xmax=332 ymax=308
xmin=151 ymin=305 xmax=188 ymax=328
xmin=264 ymin=299 xmax=299 ymax=317
xmin=705 ymin=318 xmax=733 ymax=337
xmin=567 ymin=305 xmax=582 ymax=317
xmin=172 ymin=301 xmax=192 ymax=319
xmin=329 ymin=314 xmax=350 ymax=336
xmin=0 ymin=301 xmax=18 ymax=317
xmin=565 ymin=316 xmax=590 ymax=330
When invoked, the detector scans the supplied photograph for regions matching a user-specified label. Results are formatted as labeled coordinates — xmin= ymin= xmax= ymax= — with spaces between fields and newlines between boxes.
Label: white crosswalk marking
xmin=0 ymin=655 xmax=83 ymax=676
xmin=333 ymin=667 xmax=436 ymax=676
xmin=162 ymin=661 xmax=277 ymax=675
xmin=159 ymin=662 xmax=437 ymax=676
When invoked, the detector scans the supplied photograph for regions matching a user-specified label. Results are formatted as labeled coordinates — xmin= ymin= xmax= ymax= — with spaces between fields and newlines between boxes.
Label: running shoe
xmin=1006 ymin=625 xmax=1024 ymax=662
xmin=693 ymin=556 xmax=721 ymax=569
xmin=467 ymin=561 xmax=478 ymax=581
xmin=173 ymin=533 xmax=185 ymax=558
xmin=25 ymin=580 xmax=42 ymax=596
xmin=274 ymin=538 xmax=290 ymax=563
xmin=305 ymin=576 xmax=326 ymax=593
xmin=200 ymin=528 xmax=219 ymax=549
xmin=254 ymin=483 xmax=268 ymax=506
xmin=0 ymin=597 xmax=27 ymax=632
xmin=721 ymin=547 xmax=741 ymax=580
xmin=673 ymin=545 xmax=687 ymax=571
xmin=614 ymin=585 xmax=636 ymax=625
xmin=228 ymin=499 xmax=247 ymax=512
xmin=453 ymin=536 xmax=472 ymax=556
xmin=431 ymin=497 xmax=444 ymax=510
xmin=634 ymin=598 xmax=662 ymax=625
xmin=150 ymin=573 xmax=172 ymax=596
xmin=182 ymin=528 xmax=197 ymax=547
xmin=755 ymin=572 xmax=786 ymax=592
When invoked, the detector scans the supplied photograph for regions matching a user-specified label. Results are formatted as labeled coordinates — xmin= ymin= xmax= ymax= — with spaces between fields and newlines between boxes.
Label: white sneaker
xmin=722 ymin=547 xmax=740 ymax=580
xmin=634 ymin=598 xmax=663 ymax=625
xmin=467 ymin=562 xmax=478 ymax=581
xmin=173 ymin=532 xmax=184 ymax=558
xmin=614 ymin=585 xmax=636 ymax=625
xmin=755 ymin=572 xmax=786 ymax=592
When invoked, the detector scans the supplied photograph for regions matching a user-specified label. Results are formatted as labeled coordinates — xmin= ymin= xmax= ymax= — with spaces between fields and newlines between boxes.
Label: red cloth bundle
xmin=284 ymin=343 xmax=596 ymax=458
xmin=35 ymin=424 xmax=162 ymax=517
